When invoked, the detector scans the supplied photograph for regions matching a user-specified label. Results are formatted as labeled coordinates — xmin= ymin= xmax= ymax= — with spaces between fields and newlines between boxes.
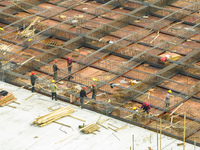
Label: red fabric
xmin=160 ymin=57 xmax=168 ymax=63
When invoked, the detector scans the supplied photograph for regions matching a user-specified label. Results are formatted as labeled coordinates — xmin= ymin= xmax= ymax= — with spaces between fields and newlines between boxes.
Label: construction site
xmin=0 ymin=0 xmax=200 ymax=149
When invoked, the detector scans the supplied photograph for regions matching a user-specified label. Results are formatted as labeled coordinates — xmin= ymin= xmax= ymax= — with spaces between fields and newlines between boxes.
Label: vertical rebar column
xmin=183 ymin=108 xmax=186 ymax=150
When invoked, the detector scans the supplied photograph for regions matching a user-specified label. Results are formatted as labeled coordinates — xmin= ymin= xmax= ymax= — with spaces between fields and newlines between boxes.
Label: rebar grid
xmin=0 ymin=0 xmax=200 ymax=146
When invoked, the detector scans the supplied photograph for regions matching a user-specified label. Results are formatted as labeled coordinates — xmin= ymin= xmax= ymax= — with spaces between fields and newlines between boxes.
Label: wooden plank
xmin=108 ymin=126 xmax=117 ymax=132
xmin=53 ymin=121 xmax=71 ymax=128
xmin=116 ymin=125 xmax=128 ymax=131
xmin=108 ymin=123 xmax=118 ymax=128
xmin=1 ymin=98 xmax=16 ymax=106
xmin=68 ymin=115 xmax=86 ymax=122
xmin=96 ymin=114 xmax=102 ymax=123
xmin=25 ymin=94 xmax=35 ymax=100
xmin=177 ymin=143 xmax=183 ymax=146
xmin=170 ymin=103 xmax=183 ymax=116
xmin=97 ymin=122 xmax=108 ymax=129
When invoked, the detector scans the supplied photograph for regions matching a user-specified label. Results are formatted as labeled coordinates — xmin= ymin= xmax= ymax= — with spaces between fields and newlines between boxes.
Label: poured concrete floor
xmin=0 ymin=81 xmax=197 ymax=150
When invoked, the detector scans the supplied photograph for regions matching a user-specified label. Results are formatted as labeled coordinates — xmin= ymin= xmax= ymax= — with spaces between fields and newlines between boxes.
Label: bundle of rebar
xmin=0 ymin=93 xmax=15 ymax=107
xmin=31 ymin=106 xmax=76 ymax=127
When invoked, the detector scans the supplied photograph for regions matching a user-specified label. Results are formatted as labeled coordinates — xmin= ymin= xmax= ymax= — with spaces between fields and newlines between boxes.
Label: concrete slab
xmin=0 ymin=81 xmax=197 ymax=150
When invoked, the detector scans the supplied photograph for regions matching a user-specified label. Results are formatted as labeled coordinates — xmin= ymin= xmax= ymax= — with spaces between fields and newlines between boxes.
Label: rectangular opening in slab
xmin=161 ymin=74 xmax=199 ymax=93
xmin=92 ymin=55 xmax=128 ymax=73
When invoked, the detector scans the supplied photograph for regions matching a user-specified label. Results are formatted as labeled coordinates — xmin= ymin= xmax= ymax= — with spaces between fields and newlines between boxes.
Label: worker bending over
xmin=91 ymin=84 xmax=97 ymax=100
xmin=53 ymin=60 xmax=59 ymax=80
xmin=67 ymin=57 xmax=73 ymax=74
xmin=50 ymin=80 xmax=60 ymax=101
xmin=165 ymin=90 xmax=172 ymax=108
xmin=80 ymin=87 xmax=87 ymax=109
xmin=30 ymin=72 xmax=37 ymax=93
xmin=141 ymin=102 xmax=151 ymax=115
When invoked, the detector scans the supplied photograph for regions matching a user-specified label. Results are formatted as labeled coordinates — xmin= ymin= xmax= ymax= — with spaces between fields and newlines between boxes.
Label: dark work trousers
xmin=143 ymin=108 xmax=149 ymax=114
xmin=52 ymin=92 xmax=57 ymax=100
xmin=92 ymin=93 xmax=96 ymax=100
xmin=166 ymin=102 xmax=170 ymax=108
xmin=68 ymin=67 xmax=72 ymax=74
xmin=53 ymin=71 xmax=57 ymax=80
xmin=80 ymin=97 xmax=84 ymax=108
xmin=31 ymin=82 xmax=35 ymax=93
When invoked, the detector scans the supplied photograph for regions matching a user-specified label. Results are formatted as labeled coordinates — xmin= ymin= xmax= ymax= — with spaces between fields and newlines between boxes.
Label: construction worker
xmin=67 ymin=57 xmax=73 ymax=74
xmin=132 ymin=107 xmax=139 ymax=121
xmin=165 ymin=90 xmax=172 ymax=108
xmin=53 ymin=60 xmax=59 ymax=80
xmin=160 ymin=56 xmax=168 ymax=63
xmin=91 ymin=84 xmax=97 ymax=100
xmin=80 ymin=87 xmax=87 ymax=109
xmin=50 ymin=80 xmax=60 ymax=101
xmin=141 ymin=102 xmax=151 ymax=115
xmin=30 ymin=72 xmax=37 ymax=93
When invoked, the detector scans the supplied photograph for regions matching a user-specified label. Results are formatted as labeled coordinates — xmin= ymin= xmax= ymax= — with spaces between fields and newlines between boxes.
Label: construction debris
xmin=129 ymin=80 xmax=140 ymax=86
xmin=0 ymin=43 xmax=13 ymax=55
xmin=60 ymin=15 xmax=66 ymax=19
xmin=31 ymin=106 xmax=76 ymax=127
xmin=108 ymin=123 xmax=128 ymax=132
xmin=18 ymin=17 xmax=40 ymax=38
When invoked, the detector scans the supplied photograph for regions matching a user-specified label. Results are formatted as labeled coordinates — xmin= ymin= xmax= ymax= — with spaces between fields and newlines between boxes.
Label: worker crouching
xmin=141 ymin=102 xmax=151 ymax=115
xmin=50 ymin=80 xmax=60 ymax=101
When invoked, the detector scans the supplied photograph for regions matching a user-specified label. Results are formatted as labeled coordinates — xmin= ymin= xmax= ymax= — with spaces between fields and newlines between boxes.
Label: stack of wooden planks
xmin=31 ymin=106 xmax=76 ymax=127
xmin=79 ymin=123 xmax=100 ymax=134
xmin=0 ymin=93 xmax=15 ymax=107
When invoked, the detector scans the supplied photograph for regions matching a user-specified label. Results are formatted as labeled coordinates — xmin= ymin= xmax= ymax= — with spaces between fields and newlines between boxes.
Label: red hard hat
xmin=32 ymin=72 xmax=35 ymax=75
xmin=67 ymin=57 xmax=70 ymax=60
xmin=92 ymin=84 xmax=95 ymax=87
xmin=83 ymin=87 xmax=87 ymax=90
xmin=145 ymin=102 xmax=148 ymax=106
xmin=55 ymin=60 xmax=58 ymax=62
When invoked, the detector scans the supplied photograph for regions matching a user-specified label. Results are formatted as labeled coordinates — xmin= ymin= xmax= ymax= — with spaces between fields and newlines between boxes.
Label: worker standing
xmin=132 ymin=107 xmax=139 ymax=121
xmin=141 ymin=102 xmax=151 ymax=115
xmin=30 ymin=72 xmax=37 ymax=93
xmin=53 ymin=60 xmax=59 ymax=80
xmin=91 ymin=84 xmax=97 ymax=100
xmin=165 ymin=90 xmax=172 ymax=108
xmin=67 ymin=57 xmax=73 ymax=74
xmin=80 ymin=87 xmax=87 ymax=109
xmin=50 ymin=80 xmax=60 ymax=101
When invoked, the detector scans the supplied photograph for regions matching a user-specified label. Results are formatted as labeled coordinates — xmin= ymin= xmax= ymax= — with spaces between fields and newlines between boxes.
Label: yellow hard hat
xmin=52 ymin=80 xmax=55 ymax=83
xmin=168 ymin=90 xmax=172 ymax=93
xmin=133 ymin=107 xmax=136 ymax=110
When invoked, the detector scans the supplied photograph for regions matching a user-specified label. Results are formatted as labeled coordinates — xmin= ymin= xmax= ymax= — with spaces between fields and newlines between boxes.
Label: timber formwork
xmin=0 ymin=0 xmax=200 ymax=146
